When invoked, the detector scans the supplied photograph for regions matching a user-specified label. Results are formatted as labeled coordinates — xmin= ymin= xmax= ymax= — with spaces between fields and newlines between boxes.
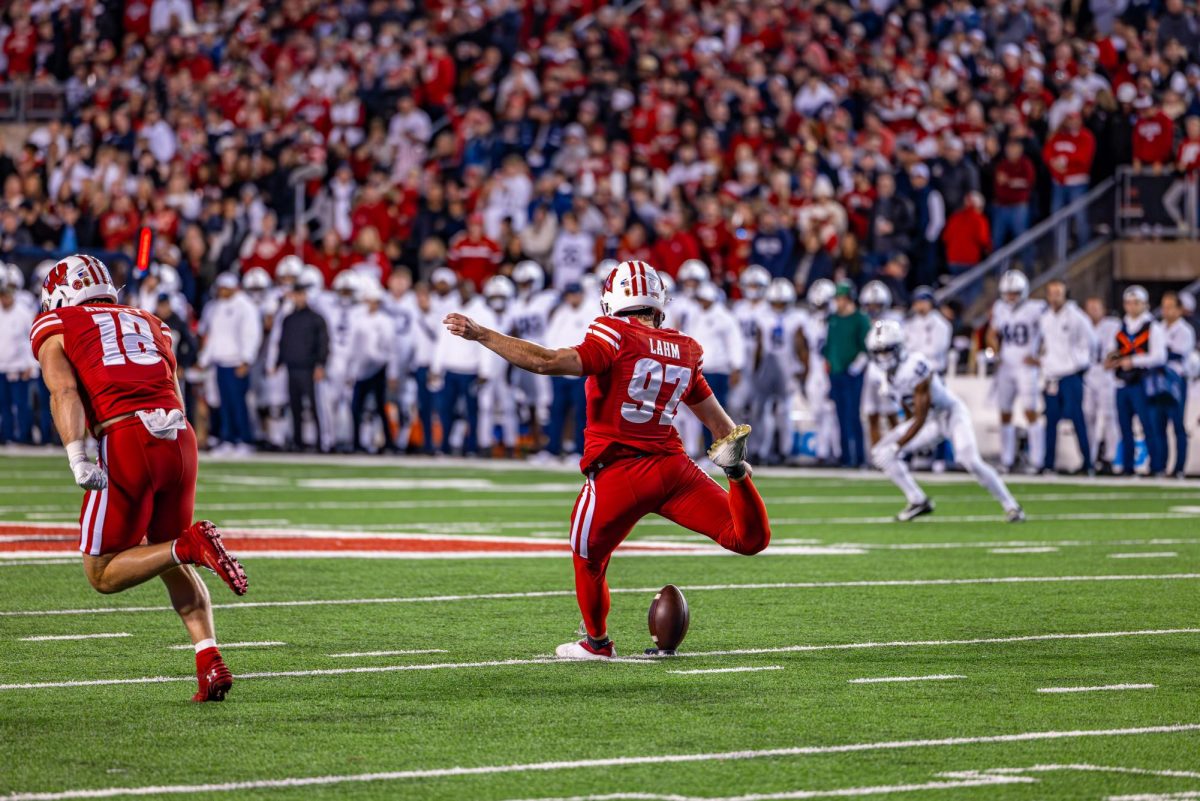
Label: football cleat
xmin=180 ymin=521 xmax=249 ymax=596
xmin=708 ymin=424 xmax=752 ymax=477
xmin=1006 ymin=507 xmax=1027 ymax=523
xmin=896 ymin=499 xmax=934 ymax=522
xmin=193 ymin=654 xmax=233 ymax=702
xmin=555 ymin=639 xmax=615 ymax=660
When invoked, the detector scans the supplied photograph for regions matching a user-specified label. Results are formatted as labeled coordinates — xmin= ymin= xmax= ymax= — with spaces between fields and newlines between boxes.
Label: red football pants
xmin=568 ymin=453 xmax=771 ymax=639
xmin=79 ymin=417 xmax=198 ymax=556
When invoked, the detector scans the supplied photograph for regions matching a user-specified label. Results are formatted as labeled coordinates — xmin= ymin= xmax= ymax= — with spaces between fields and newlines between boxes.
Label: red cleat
xmin=193 ymin=651 xmax=233 ymax=702
xmin=178 ymin=521 xmax=248 ymax=596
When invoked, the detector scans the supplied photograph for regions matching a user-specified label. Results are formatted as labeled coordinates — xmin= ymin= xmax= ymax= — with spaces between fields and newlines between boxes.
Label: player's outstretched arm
xmin=443 ymin=313 xmax=583 ymax=376
xmin=37 ymin=336 xmax=107 ymax=491
xmin=689 ymin=394 xmax=736 ymax=442
xmin=896 ymin=379 xmax=932 ymax=448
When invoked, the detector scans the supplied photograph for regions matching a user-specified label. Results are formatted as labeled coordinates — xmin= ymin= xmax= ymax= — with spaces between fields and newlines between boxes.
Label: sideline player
xmin=986 ymin=270 xmax=1045 ymax=473
xmin=31 ymin=255 xmax=248 ymax=701
xmin=444 ymin=260 xmax=771 ymax=659
xmin=867 ymin=319 xmax=1024 ymax=523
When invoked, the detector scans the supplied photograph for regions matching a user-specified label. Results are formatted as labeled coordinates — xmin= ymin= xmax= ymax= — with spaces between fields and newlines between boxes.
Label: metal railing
xmin=0 ymin=83 xmax=67 ymax=122
xmin=936 ymin=177 xmax=1116 ymax=321
xmin=1116 ymin=166 xmax=1200 ymax=239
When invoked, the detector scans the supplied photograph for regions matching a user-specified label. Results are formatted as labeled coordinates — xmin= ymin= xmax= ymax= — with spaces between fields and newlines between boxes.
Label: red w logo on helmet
xmin=43 ymin=262 xmax=69 ymax=293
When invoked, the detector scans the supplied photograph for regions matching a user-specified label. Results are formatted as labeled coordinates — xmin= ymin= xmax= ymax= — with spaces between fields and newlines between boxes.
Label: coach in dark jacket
xmin=276 ymin=283 xmax=329 ymax=451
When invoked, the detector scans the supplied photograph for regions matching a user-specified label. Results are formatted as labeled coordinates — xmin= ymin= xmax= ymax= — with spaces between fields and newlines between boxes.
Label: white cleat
xmin=554 ymin=639 xmax=615 ymax=660
xmin=708 ymin=424 xmax=752 ymax=477
xmin=1006 ymin=506 xmax=1027 ymax=523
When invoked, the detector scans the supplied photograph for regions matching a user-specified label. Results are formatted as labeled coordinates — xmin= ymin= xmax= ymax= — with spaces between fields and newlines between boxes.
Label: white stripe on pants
xmin=569 ymin=473 xmax=596 ymax=559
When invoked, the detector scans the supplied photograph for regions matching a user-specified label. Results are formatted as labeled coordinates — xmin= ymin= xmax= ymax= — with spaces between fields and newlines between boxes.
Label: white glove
xmin=66 ymin=441 xmax=107 ymax=491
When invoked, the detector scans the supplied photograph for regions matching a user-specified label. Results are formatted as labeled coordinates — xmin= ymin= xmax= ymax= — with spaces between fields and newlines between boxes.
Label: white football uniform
xmin=802 ymin=310 xmax=840 ymax=462
xmin=872 ymin=352 xmax=1018 ymax=514
xmin=730 ymin=298 xmax=765 ymax=417
xmin=508 ymin=289 xmax=557 ymax=421
xmin=477 ymin=306 xmax=519 ymax=450
xmin=862 ymin=310 xmax=904 ymax=418
xmin=666 ymin=295 xmax=701 ymax=334
xmin=751 ymin=305 xmax=808 ymax=461
xmin=904 ymin=311 xmax=953 ymax=373
xmin=315 ymin=295 xmax=360 ymax=450
xmin=991 ymin=299 xmax=1045 ymax=414
xmin=1084 ymin=315 xmax=1122 ymax=464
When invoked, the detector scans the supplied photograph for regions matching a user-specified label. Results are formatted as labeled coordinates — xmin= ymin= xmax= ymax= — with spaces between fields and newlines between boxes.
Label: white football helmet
xmin=512 ymin=260 xmax=545 ymax=292
xmin=678 ymin=259 xmax=710 ymax=285
xmin=484 ymin=275 xmax=516 ymax=311
xmin=357 ymin=280 xmax=384 ymax=303
xmin=595 ymin=259 xmax=619 ymax=282
xmin=332 ymin=270 xmax=359 ymax=295
xmin=739 ymin=265 xmax=771 ymax=300
xmin=658 ymin=272 xmax=675 ymax=296
xmin=860 ymin=280 xmax=892 ymax=310
xmin=601 ymin=260 xmax=667 ymax=318
xmin=6 ymin=263 xmax=25 ymax=290
xmin=276 ymin=255 xmax=304 ymax=282
xmin=807 ymin=278 xmax=836 ymax=309
xmin=695 ymin=280 xmax=722 ymax=304
xmin=998 ymin=269 xmax=1029 ymax=302
xmin=242 ymin=267 xmax=272 ymax=292
xmin=766 ymin=277 xmax=797 ymax=306
xmin=867 ymin=319 xmax=906 ymax=372
xmin=301 ymin=265 xmax=326 ymax=291
xmin=153 ymin=264 xmax=181 ymax=294
xmin=40 ymin=254 xmax=119 ymax=313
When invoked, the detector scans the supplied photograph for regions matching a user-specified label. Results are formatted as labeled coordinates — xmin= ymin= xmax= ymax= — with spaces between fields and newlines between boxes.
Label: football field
xmin=1 ymin=451 xmax=1199 ymax=800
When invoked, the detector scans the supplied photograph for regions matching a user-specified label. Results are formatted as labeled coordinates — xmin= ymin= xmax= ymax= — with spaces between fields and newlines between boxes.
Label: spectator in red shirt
xmin=99 ymin=195 xmax=139 ymax=252
xmin=3 ymin=17 xmax=37 ymax=80
xmin=448 ymin=214 xmax=501 ymax=290
xmin=305 ymin=230 xmax=352 ymax=287
xmin=1176 ymin=116 xmax=1200 ymax=175
xmin=944 ymin=192 xmax=992 ymax=272
xmin=650 ymin=214 xmax=701 ymax=277
xmin=1043 ymin=111 xmax=1096 ymax=242
xmin=1132 ymin=95 xmax=1176 ymax=171
xmin=991 ymin=138 xmax=1035 ymax=248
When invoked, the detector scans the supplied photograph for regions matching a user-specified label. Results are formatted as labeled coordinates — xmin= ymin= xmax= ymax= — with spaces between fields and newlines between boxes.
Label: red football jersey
xmin=573 ymin=316 xmax=712 ymax=473
xmin=30 ymin=304 xmax=182 ymax=430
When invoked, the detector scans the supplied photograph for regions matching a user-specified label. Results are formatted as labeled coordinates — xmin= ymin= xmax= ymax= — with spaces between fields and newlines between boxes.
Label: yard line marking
xmin=1110 ymin=552 xmax=1179 ymax=559
xmin=1037 ymin=683 xmax=1157 ymax=694
xmin=0 ymin=559 xmax=74 ymax=566
xmin=848 ymin=674 xmax=965 ymax=684
xmin=663 ymin=629 xmax=1200 ymax=659
xmin=667 ymin=666 xmax=784 ymax=676
xmin=498 ymin=776 xmax=1035 ymax=800
xmin=18 ymin=633 xmax=131 ymax=642
xmin=1 ymin=725 xmax=1197 ymax=800
xmin=989 ymin=547 xmax=1060 ymax=554
xmin=4 ymin=575 xmax=1200 ymax=617
xmin=167 ymin=641 xmax=285 ymax=650
xmin=2 ymin=629 xmax=1196 ymax=691
xmin=327 ymin=649 xmax=448 ymax=658
xmin=945 ymin=763 xmax=1200 ymax=781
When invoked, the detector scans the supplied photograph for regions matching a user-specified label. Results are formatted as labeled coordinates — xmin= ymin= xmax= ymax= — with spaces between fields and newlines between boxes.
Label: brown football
xmin=647 ymin=584 xmax=690 ymax=652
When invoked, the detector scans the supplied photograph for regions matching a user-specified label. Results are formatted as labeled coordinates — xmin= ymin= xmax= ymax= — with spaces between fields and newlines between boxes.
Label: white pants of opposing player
xmin=994 ymin=362 xmax=1044 ymax=469
xmin=872 ymin=401 xmax=1019 ymax=513
xmin=805 ymin=368 xmax=840 ymax=462
xmin=511 ymin=369 xmax=551 ymax=427
xmin=477 ymin=377 xmax=518 ymax=449
xmin=1084 ymin=371 xmax=1119 ymax=464
xmin=316 ymin=370 xmax=353 ymax=452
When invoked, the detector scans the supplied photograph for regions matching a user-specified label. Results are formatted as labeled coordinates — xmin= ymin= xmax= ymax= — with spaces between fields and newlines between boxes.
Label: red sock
xmin=195 ymin=646 xmax=221 ymax=674
xmin=726 ymin=477 xmax=771 ymax=555
xmin=572 ymin=553 xmax=611 ymax=639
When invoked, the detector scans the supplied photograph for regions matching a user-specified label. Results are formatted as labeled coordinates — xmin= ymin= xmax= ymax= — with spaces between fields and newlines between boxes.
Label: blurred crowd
xmin=3 ymin=0 xmax=1200 ymax=469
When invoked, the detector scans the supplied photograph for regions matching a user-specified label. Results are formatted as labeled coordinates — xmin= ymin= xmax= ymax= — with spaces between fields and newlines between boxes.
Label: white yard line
xmin=327 ymin=649 xmax=448 ymax=658
xmin=1037 ymin=683 xmax=1157 ymax=694
xmin=1 ymin=725 xmax=1197 ymax=801
xmin=989 ymin=547 xmax=1060 ymax=554
xmin=4 ymin=574 xmax=1199 ymax=618
xmin=1110 ymin=553 xmax=1179 ymax=559
xmin=3 ymin=628 xmax=1196 ymax=690
xmin=498 ymin=776 xmax=1035 ymax=800
xmin=0 ymin=559 xmax=74 ymax=566
xmin=166 ymin=641 xmax=285 ymax=651
xmin=667 ymin=666 xmax=784 ymax=676
xmin=18 ymin=633 xmax=131 ymax=642
xmin=848 ymin=674 xmax=965 ymax=684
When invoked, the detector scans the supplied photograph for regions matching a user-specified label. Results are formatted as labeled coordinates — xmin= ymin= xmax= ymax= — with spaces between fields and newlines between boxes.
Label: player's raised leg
xmin=870 ymin=419 xmax=938 ymax=521
xmin=948 ymin=405 xmax=1024 ymax=521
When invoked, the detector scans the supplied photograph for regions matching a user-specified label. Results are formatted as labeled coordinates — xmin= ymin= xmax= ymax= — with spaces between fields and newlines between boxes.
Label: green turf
xmin=1 ymin=453 xmax=1198 ymax=800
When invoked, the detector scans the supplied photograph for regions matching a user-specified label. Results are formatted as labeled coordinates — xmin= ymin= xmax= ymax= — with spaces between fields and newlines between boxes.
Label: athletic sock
xmin=572 ymin=553 xmax=611 ymax=641
xmin=585 ymin=634 xmax=611 ymax=650
xmin=1028 ymin=421 xmax=1046 ymax=469
xmin=884 ymin=460 xmax=927 ymax=505
xmin=1000 ymin=424 xmax=1016 ymax=467
xmin=724 ymin=461 xmax=748 ymax=481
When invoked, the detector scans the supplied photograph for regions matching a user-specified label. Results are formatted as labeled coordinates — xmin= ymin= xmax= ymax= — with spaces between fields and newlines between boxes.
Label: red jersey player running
xmin=30 ymin=255 xmax=249 ymax=701
xmin=444 ymin=260 xmax=771 ymax=659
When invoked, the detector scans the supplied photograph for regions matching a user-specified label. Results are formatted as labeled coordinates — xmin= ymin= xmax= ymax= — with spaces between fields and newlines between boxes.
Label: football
xmin=647 ymin=584 xmax=690 ymax=654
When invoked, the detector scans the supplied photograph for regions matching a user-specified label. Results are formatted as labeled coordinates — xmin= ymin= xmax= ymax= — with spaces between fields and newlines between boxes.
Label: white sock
xmin=969 ymin=459 xmax=1018 ymax=512
xmin=170 ymin=540 xmax=183 ymax=565
xmin=1000 ymin=424 xmax=1016 ymax=467
xmin=194 ymin=638 xmax=216 ymax=653
xmin=884 ymin=460 xmax=927 ymax=505
xmin=1027 ymin=421 xmax=1046 ymax=469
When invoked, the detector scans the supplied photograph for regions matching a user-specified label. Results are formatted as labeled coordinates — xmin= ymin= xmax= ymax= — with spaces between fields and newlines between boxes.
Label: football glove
xmin=66 ymin=441 xmax=108 ymax=491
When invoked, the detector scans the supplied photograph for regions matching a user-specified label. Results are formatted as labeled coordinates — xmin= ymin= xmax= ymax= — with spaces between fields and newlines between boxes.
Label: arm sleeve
xmin=29 ymin=312 xmax=65 ymax=360
xmin=572 ymin=319 xmax=619 ymax=376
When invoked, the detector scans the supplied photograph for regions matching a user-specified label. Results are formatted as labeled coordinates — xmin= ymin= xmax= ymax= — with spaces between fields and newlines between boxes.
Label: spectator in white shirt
xmin=550 ymin=211 xmax=595 ymax=290
xmin=199 ymin=273 xmax=263 ymax=452
xmin=150 ymin=0 xmax=194 ymax=34
xmin=1035 ymin=280 xmax=1096 ymax=473
xmin=0 ymin=281 xmax=36 ymax=444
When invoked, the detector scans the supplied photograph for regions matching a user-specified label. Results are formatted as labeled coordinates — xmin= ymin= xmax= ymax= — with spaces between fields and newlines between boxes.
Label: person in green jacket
xmin=822 ymin=282 xmax=872 ymax=467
